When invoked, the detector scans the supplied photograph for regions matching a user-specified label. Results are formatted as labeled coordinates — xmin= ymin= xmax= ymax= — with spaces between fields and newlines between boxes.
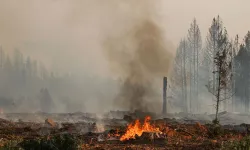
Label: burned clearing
xmin=0 ymin=0 xmax=250 ymax=150
xmin=0 ymin=111 xmax=248 ymax=149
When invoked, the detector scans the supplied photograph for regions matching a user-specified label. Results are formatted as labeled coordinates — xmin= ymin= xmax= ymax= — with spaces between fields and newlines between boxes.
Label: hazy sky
xmin=162 ymin=0 xmax=250 ymax=42
xmin=0 ymin=0 xmax=249 ymax=76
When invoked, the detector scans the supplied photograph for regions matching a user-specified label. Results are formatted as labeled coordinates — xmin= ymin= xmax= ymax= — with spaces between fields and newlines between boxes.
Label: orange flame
xmin=120 ymin=116 xmax=161 ymax=141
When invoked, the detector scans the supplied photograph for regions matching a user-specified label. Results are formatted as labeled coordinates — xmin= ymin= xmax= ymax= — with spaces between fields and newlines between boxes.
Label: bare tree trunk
xmin=212 ymin=29 xmax=217 ymax=95
xmin=213 ymin=52 xmax=216 ymax=94
xmin=183 ymin=41 xmax=188 ymax=112
xmin=187 ymin=18 xmax=202 ymax=113
xmin=231 ymin=52 xmax=235 ymax=112
xmin=189 ymin=61 xmax=192 ymax=113
xmin=195 ymin=30 xmax=199 ymax=112
xmin=231 ymin=37 xmax=237 ymax=112
xmin=181 ymin=45 xmax=184 ymax=111
xmin=193 ymin=28 xmax=197 ymax=113
xmin=196 ymin=47 xmax=199 ymax=112
xmin=215 ymin=65 xmax=222 ymax=122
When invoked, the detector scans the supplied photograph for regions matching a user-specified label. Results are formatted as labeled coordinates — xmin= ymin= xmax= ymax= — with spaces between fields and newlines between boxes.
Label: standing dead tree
xmin=187 ymin=18 xmax=202 ymax=113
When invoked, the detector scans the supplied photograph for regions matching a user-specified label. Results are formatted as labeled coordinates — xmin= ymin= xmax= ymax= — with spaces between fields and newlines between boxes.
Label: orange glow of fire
xmin=120 ymin=116 xmax=162 ymax=141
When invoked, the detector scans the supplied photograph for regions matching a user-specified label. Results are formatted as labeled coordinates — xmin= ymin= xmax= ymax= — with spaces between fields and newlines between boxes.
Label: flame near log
xmin=120 ymin=116 xmax=162 ymax=141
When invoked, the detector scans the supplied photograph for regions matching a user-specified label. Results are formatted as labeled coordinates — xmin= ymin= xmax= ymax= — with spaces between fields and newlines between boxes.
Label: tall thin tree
xmin=212 ymin=28 xmax=232 ymax=123
xmin=187 ymin=18 xmax=202 ymax=112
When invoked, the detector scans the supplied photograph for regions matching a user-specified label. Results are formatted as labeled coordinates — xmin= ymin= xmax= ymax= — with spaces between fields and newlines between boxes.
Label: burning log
xmin=138 ymin=132 xmax=161 ymax=141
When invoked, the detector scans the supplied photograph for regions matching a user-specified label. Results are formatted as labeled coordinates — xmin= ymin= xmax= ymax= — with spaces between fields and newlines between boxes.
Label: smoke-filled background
xmin=0 ymin=0 xmax=250 ymax=113
xmin=0 ymin=0 xmax=175 ymax=113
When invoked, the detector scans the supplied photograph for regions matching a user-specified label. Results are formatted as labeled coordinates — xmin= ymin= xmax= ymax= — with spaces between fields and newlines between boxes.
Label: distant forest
xmin=0 ymin=48 xmax=72 ymax=112
xmin=171 ymin=15 xmax=250 ymax=114
xmin=0 ymin=48 xmax=116 ymax=113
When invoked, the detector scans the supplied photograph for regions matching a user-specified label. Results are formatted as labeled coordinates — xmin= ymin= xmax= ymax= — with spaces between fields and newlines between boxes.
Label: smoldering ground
xmin=104 ymin=19 xmax=173 ymax=112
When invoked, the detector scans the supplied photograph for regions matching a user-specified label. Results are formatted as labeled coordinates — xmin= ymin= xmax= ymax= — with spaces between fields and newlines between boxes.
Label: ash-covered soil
xmin=0 ymin=111 xmax=249 ymax=149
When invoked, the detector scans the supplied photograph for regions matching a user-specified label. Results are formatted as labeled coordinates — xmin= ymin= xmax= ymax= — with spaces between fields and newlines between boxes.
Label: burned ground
xmin=0 ymin=111 xmax=249 ymax=149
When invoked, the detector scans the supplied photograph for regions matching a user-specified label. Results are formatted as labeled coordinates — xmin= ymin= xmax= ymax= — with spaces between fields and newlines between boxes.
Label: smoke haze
xmin=0 ymin=0 xmax=175 ymax=113
xmin=0 ymin=0 xmax=249 ymax=113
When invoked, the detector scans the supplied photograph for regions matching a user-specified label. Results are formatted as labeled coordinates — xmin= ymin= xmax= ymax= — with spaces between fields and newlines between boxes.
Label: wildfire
xmin=118 ymin=115 xmax=243 ymax=146
xmin=120 ymin=116 xmax=162 ymax=141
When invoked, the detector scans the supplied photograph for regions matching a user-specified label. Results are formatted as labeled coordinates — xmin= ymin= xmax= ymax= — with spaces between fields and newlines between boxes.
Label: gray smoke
xmin=105 ymin=19 xmax=173 ymax=112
